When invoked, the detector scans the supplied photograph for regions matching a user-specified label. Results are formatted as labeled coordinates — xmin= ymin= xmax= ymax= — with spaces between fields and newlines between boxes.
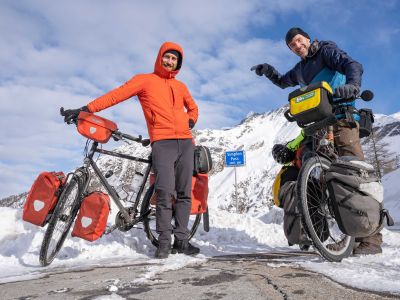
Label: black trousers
xmin=151 ymin=139 xmax=194 ymax=246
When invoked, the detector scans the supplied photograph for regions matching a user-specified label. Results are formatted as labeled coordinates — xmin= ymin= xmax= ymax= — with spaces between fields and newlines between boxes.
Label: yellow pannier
xmin=272 ymin=165 xmax=299 ymax=208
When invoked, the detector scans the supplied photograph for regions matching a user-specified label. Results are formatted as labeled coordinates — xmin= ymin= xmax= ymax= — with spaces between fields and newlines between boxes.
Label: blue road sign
xmin=225 ymin=150 xmax=245 ymax=167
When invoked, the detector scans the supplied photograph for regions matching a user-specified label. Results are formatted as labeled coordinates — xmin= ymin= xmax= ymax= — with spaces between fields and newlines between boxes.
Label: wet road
xmin=1 ymin=252 xmax=398 ymax=300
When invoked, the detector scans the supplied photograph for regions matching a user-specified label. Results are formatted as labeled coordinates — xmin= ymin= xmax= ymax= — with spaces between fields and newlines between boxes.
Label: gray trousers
xmin=151 ymin=139 xmax=194 ymax=246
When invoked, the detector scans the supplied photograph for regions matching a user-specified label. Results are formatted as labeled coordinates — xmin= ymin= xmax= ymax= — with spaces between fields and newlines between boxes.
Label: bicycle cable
xmin=83 ymin=140 xmax=90 ymax=157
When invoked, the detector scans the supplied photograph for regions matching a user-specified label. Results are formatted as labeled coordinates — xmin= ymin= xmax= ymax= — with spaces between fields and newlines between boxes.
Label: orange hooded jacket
xmin=87 ymin=42 xmax=199 ymax=143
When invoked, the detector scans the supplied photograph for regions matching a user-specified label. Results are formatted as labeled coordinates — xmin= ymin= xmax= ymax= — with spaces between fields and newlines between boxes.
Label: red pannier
xmin=77 ymin=111 xmax=118 ymax=143
xmin=71 ymin=191 xmax=110 ymax=241
xmin=23 ymin=172 xmax=65 ymax=226
xmin=149 ymin=174 xmax=209 ymax=215
xmin=191 ymin=173 xmax=208 ymax=214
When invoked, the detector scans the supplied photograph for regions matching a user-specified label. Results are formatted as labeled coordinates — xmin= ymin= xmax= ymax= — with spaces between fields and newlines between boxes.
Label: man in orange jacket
xmin=62 ymin=42 xmax=200 ymax=259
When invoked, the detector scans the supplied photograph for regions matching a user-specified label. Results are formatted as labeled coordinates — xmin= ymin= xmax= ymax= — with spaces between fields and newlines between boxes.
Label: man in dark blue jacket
xmin=252 ymin=27 xmax=382 ymax=255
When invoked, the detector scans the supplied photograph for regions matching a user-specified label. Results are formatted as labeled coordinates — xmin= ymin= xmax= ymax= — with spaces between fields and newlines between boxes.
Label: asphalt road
xmin=1 ymin=252 xmax=398 ymax=300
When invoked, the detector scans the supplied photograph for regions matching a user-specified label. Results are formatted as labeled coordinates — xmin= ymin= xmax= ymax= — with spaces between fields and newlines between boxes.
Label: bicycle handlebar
xmin=333 ymin=90 xmax=374 ymax=105
xmin=112 ymin=131 xmax=151 ymax=147
xmin=60 ymin=107 xmax=78 ymax=125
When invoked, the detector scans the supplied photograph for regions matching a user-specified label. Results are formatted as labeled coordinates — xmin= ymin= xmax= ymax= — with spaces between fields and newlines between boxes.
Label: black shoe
xmin=155 ymin=244 xmax=171 ymax=259
xmin=171 ymin=240 xmax=200 ymax=256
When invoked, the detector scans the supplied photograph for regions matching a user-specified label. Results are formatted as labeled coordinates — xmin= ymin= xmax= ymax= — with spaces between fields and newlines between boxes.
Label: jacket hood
xmin=154 ymin=42 xmax=183 ymax=79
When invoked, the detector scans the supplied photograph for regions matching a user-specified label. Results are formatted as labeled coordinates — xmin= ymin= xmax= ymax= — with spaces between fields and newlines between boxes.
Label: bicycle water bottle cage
xmin=287 ymin=82 xmax=336 ymax=134
xmin=77 ymin=111 xmax=118 ymax=143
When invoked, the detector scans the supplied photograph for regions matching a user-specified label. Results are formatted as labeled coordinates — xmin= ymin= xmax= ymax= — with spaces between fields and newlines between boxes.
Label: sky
xmin=1 ymin=0 xmax=400 ymax=198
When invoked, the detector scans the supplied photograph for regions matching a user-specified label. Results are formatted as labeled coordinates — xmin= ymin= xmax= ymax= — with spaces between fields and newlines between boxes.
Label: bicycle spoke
xmin=298 ymin=157 xmax=355 ymax=262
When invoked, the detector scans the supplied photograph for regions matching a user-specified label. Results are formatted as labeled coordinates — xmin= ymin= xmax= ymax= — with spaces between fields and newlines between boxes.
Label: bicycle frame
xmin=83 ymin=140 xmax=152 ymax=224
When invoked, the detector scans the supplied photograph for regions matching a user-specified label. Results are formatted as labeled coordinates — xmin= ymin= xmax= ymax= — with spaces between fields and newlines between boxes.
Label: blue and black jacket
xmin=266 ymin=40 xmax=364 ymax=121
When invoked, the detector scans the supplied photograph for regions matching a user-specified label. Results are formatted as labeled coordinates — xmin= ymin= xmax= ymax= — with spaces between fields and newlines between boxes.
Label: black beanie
xmin=164 ymin=49 xmax=181 ymax=60
xmin=285 ymin=27 xmax=310 ymax=45
xmin=163 ymin=49 xmax=182 ymax=70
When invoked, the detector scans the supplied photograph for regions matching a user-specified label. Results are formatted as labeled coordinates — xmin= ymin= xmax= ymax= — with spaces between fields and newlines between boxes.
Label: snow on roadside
xmin=0 ymin=166 xmax=399 ymax=295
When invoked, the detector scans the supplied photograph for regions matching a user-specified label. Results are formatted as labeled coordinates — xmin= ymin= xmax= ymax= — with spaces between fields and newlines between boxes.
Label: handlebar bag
xmin=77 ymin=111 xmax=118 ymax=143
xmin=71 ymin=191 xmax=110 ymax=241
xmin=23 ymin=172 xmax=65 ymax=226
xmin=149 ymin=173 xmax=209 ymax=215
xmin=288 ymin=81 xmax=334 ymax=127
xmin=326 ymin=157 xmax=393 ymax=237
xmin=194 ymin=145 xmax=213 ymax=174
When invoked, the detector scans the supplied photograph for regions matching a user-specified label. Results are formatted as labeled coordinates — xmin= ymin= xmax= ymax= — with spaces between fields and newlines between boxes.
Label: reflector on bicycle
xmin=71 ymin=191 xmax=111 ymax=241
xmin=288 ymin=81 xmax=334 ymax=127
xmin=77 ymin=111 xmax=118 ymax=143
xmin=23 ymin=172 xmax=65 ymax=226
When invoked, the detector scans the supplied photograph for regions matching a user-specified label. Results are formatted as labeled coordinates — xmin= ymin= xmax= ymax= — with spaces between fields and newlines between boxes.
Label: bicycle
xmin=284 ymin=82 xmax=373 ymax=262
xmin=39 ymin=109 xmax=205 ymax=266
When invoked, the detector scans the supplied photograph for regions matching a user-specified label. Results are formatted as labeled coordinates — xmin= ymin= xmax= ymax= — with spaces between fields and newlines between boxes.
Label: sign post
xmin=225 ymin=150 xmax=246 ymax=212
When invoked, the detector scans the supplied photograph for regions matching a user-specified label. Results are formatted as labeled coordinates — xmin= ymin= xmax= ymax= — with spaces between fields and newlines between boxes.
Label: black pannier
xmin=194 ymin=145 xmax=212 ymax=174
xmin=281 ymin=181 xmax=309 ymax=246
xmin=358 ymin=108 xmax=374 ymax=138
xmin=326 ymin=157 xmax=394 ymax=237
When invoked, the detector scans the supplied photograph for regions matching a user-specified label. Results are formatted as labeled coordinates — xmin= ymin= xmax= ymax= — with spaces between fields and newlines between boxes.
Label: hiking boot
xmin=155 ymin=244 xmax=171 ymax=259
xmin=326 ymin=238 xmax=348 ymax=251
xmin=353 ymin=242 xmax=382 ymax=256
xmin=171 ymin=240 xmax=200 ymax=256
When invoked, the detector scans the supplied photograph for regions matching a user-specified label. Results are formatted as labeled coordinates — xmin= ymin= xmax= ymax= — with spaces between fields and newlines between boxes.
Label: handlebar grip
xmin=141 ymin=139 xmax=151 ymax=147
xmin=284 ymin=109 xmax=296 ymax=122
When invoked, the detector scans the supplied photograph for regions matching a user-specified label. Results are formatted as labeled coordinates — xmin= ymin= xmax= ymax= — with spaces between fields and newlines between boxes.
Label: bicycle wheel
xmin=141 ymin=184 xmax=201 ymax=247
xmin=297 ymin=156 xmax=355 ymax=262
xmin=39 ymin=170 xmax=86 ymax=266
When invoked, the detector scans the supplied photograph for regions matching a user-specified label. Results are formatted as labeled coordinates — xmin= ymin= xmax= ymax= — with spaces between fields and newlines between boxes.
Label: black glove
xmin=334 ymin=84 xmax=360 ymax=99
xmin=189 ymin=119 xmax=195 ymax=129
xmin=251 ymin=63 xmax=275 ymax=77
xmin=61 ymin=106 xmax=89 ymax=123
xmin=272 ymin=144 xmax=295 ymax=164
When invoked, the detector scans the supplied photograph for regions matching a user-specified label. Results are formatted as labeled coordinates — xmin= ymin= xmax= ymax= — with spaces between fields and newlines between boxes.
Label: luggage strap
xmin=337 ymin=191 xmax=367 ymax=216
xmin=382 ymin=209 xmax=395 ymax=226
xmin=334 ymin=106 xmax=359 ymax=128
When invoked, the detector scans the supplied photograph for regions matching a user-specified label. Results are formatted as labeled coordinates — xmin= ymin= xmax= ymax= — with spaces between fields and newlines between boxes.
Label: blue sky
xmin=1 ymin=0 xmax=399 ymax=198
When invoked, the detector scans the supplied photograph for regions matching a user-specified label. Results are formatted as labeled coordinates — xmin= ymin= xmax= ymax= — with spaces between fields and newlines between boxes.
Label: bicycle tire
xmin=140 ymin=184 xmax=201 ymax=247
xmin=39 ymin=171 xmax=86 ymax=266
xmin=297 ymin=156 xmax=355 ymax=262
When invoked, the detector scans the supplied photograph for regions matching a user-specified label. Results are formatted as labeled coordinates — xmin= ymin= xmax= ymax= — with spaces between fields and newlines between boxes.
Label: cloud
xmin=0 ymin=0 xmax=309 ymax=198
xmin=1 ymin=0 xmax=399 ymax=198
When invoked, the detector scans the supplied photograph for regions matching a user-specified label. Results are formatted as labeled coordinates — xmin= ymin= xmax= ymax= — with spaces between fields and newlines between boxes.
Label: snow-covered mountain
xmin=1 ymin=107 xmax=400 ymax=294
xmin=2 ymin=107 xmax=400 ymax=216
